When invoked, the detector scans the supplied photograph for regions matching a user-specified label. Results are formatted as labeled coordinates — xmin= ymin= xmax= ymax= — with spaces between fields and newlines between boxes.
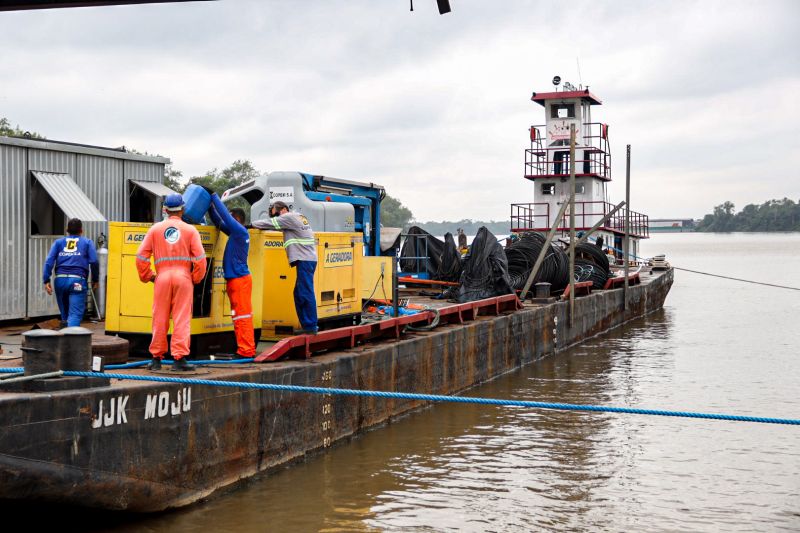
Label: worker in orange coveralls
xmin=136 ymin=193 xmax=207 ymax=371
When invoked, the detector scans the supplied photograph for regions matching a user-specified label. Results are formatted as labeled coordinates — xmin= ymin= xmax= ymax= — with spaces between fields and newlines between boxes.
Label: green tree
xmin=696 ymin=201 xmax=736 ymax=231
xmin=381 ymin=194 xmax=414 ymax=228
xmin=164 ymin=168 xmax=186 ymax=193
xmin=189 ymin=159 xmax=261 ymax=217
xmin=0 ymin=117 xmax=45 ymax=139
xmin=695 ymin=198 xmax=800 ymax=232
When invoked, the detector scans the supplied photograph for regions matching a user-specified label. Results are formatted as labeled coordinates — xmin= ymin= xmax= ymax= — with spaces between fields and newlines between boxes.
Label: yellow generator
xmin=105 ymin=221 xmax=265 ymax=356
xmin=261 ymin=231 xmax=363 ymax=339
xmin=361 ymin=255 xmax=394 ymax=303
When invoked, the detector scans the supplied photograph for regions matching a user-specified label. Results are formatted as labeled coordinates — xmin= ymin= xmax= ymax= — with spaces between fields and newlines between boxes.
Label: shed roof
xmin=32 ymin=171 xmax=107 ymax=222
xmin=130 ymin=179 xmax=179 ymax=197
xmin=0 ymin=135 xmax=170 ymax=164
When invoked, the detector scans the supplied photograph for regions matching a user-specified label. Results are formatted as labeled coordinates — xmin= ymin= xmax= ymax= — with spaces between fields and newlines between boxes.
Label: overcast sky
xmin=1 ymin=0 xmax=798 ymax=221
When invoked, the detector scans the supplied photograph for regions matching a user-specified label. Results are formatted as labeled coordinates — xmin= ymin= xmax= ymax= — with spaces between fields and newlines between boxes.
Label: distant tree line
xmin=412 ymin=219 xmax=510 ymax=236
xmin=0 ymin=117 xmax=44 ymax=139
xmin=695 ymin=199 xmax=800 ymax=232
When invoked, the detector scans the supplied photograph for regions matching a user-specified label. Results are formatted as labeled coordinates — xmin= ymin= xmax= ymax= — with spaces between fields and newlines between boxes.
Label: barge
xmin=0 ymin=80 xmax=673 ymax=512
xmin=0 ymin=270 xmax=671 ymax=512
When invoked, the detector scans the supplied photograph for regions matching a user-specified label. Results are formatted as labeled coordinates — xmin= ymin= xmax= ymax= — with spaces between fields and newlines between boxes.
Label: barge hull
xmin=0 ymin=270 xmax=673 ymax=512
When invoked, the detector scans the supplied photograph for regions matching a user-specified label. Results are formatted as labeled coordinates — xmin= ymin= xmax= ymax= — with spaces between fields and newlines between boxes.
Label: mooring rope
xmin=586 ymin=237 xmax=800 ymax=291
xmin=670 ymin=266 xmax=800 ymax=291
xmin=19 ymin=369 xmax=789 ymax=426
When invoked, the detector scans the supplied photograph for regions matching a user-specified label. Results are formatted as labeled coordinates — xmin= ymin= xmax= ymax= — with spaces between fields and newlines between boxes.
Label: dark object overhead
xmin=0 ymin=0 xmax=209 ymax=12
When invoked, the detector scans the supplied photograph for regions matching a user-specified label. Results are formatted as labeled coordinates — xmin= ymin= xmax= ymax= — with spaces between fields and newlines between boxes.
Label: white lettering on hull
xmin=92 ymin=395 xmax=130 ymax=429
xmin=93 ymin=388 xmax=192 ymax=428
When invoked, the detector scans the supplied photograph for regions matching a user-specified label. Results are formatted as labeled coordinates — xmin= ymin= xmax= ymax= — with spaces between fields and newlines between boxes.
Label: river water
xmin=66 ymin=233 xmax=800 ymax=531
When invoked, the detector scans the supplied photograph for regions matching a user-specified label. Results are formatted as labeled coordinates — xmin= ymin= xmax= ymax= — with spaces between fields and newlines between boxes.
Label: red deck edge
xmin=254 ymin=294 xmax=523 ymax=362
xmin=603 ymin=272 xmax=641 ymax=290
xmin=561 ymin=281 xmax=593 ymax=300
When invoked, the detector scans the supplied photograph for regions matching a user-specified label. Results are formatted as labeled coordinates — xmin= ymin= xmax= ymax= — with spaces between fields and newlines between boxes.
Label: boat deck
xmin=0 ymin=268 xmax=665 ymax=395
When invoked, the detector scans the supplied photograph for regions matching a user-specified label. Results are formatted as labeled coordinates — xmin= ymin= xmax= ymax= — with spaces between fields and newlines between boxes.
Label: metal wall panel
xmin=28 ymin=148 xmax=76 ymax=175
xmin=27 ymin=236 xmax=60 ymax=317
xmin=77 ymin=155 xmax=125 ymax=220
xmin=123 ymin=160 xmax=163 ymax=183
xmin=76 ymin=155 xmax=124 ymax=243
xmin=0 ymin=145 xmax=28 ymax=319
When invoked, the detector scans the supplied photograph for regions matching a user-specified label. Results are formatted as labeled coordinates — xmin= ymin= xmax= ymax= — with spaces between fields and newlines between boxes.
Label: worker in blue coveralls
xmin=206 ymin=191 xmax=256 ymax=357
xmin=42 ymin=218 xmax=99 ymax=328
xmin=252 ymin=201 xmax=318 ymax=335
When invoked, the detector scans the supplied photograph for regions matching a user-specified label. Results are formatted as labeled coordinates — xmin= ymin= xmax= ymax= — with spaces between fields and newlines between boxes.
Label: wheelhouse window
xmin=551 ymin=104 xmax=575 ymax=119
xmin=542 ymin=183 xmax=556 ymax=195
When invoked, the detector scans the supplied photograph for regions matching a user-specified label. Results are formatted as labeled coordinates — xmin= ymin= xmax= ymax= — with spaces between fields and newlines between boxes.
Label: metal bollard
xmin=21 ymin=329 xmax=63 ymax=376
xmin=60 ymin=327 xmax=93 ymax=371
xmin=534 ymin=282 xmax=552 ymax=299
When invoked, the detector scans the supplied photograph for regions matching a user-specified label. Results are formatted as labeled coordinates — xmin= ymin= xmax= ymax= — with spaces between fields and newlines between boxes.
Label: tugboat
xmin=511 ymin=77 xmax=649 ymax=260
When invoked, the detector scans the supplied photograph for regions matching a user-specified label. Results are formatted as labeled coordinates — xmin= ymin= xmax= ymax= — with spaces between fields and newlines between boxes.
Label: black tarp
xmin=454 ymin=227 xmax=513 ymax=302
xmin=399 ymin=226 xmax=444 ymax=276
xmin=436 ymin=232 xmax=462 ymax=281
xmin=399 ymin=226 xmax=463 ymax=281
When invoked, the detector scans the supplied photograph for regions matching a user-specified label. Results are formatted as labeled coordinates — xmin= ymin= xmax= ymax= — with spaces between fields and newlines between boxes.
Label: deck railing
xmin=525 ymin=123 xmax=611 ymax=180
xmin=510 ymin=201 xmax=649 ymax=238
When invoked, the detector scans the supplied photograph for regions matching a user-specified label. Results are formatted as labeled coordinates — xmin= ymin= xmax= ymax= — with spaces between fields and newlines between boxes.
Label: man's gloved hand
xmin=200 ymin=184 xmax=216 ymax=196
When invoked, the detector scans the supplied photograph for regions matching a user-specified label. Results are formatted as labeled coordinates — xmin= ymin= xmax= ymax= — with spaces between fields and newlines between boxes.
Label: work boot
xmin=172 ymin=358 xmax=195 ymax=372
xmin=147 ymin=357 xmax=162 ymax=371
xmin=59 ymin=321 xmax=68 ymax=329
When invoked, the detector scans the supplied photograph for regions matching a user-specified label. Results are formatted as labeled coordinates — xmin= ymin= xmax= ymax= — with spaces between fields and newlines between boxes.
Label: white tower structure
xmin=511 ymin=80 xmax=649 ymax=260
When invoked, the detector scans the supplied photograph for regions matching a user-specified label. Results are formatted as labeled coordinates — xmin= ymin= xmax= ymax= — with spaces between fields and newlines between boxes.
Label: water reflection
xmin=356 ymin=310 xmax=677 ymax=532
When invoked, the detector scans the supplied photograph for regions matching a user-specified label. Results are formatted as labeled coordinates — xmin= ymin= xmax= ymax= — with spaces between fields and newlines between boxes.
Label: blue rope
xmin=104 ymin=357 xmax=255 ymax=370
xmin=44 ymin=370 xmax=798 ymax=426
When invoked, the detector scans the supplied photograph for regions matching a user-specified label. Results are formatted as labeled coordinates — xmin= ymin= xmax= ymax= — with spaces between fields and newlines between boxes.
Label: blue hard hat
xmin=164 ymin=193 xmax=184 ymax=211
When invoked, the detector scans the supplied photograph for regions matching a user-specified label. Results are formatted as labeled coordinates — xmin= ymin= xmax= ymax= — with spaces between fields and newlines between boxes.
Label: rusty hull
xmin=0 ymin=269 xmax=673 ymax=512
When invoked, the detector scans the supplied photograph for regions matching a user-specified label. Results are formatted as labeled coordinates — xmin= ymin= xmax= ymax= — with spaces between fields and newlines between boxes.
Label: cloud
xmin=1 ymin=0 xmax=798 ymax=221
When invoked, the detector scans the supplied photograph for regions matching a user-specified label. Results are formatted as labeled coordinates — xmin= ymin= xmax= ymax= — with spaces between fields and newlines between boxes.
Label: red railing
xmin=510 ymin=201 xmax=649 ymax=238
xmin=525 ymin=123 xmax=611 ymax=180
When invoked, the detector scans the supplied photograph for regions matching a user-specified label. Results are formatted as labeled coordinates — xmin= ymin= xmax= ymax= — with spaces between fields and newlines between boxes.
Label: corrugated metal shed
xmin=0 ymin=135 xmax=171 ymax=320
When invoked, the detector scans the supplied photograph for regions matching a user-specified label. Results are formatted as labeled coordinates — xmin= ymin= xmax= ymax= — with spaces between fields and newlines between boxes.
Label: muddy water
xmin=43 ymin=233 xmax=800 ymax=531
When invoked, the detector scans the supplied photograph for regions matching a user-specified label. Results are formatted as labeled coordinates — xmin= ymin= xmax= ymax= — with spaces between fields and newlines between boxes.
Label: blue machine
xmin=220 ymin=171 xmax=386 ymax=256
xmin=301 ymin=173 xmax=385 ymax=257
